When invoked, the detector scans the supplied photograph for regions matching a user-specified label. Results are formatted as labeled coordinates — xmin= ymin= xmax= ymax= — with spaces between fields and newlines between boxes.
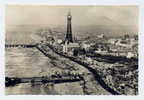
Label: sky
xmin=6 ymin=5 xmax=138 ymax=27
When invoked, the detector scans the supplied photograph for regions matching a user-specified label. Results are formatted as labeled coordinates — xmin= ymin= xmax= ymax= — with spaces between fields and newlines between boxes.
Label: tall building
xmin=65 ymin=11 xmax=73 ymax=43
xmin=63 ymin=11 xmax=79 ymax=54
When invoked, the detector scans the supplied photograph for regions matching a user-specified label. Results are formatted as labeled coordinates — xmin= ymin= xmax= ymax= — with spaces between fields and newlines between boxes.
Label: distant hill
xmin=73 ymin=25 xmax=138 ymax=38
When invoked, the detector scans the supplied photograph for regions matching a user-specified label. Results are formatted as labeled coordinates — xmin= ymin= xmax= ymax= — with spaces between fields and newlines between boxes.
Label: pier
xmin=6 ymin=74 xmax=83 ymax=87
xmin=5 ymin=44 xmax=36 ymax=48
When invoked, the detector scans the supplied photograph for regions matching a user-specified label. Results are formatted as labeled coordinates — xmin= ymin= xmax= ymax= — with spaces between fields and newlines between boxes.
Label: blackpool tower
xmin=65 ymin=11 xmax=73 ymax=43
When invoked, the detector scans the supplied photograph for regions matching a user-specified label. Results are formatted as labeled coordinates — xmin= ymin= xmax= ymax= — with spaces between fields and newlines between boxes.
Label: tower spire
xmin=65 ymin=11 xmax=73 ymax=43
xmin=68 ymin=10 xmax=71 ymax=16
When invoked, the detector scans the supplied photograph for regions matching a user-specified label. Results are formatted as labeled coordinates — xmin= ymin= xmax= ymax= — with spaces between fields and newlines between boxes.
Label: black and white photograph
xmin=5 ymin=5 xmax=138 ymax=95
